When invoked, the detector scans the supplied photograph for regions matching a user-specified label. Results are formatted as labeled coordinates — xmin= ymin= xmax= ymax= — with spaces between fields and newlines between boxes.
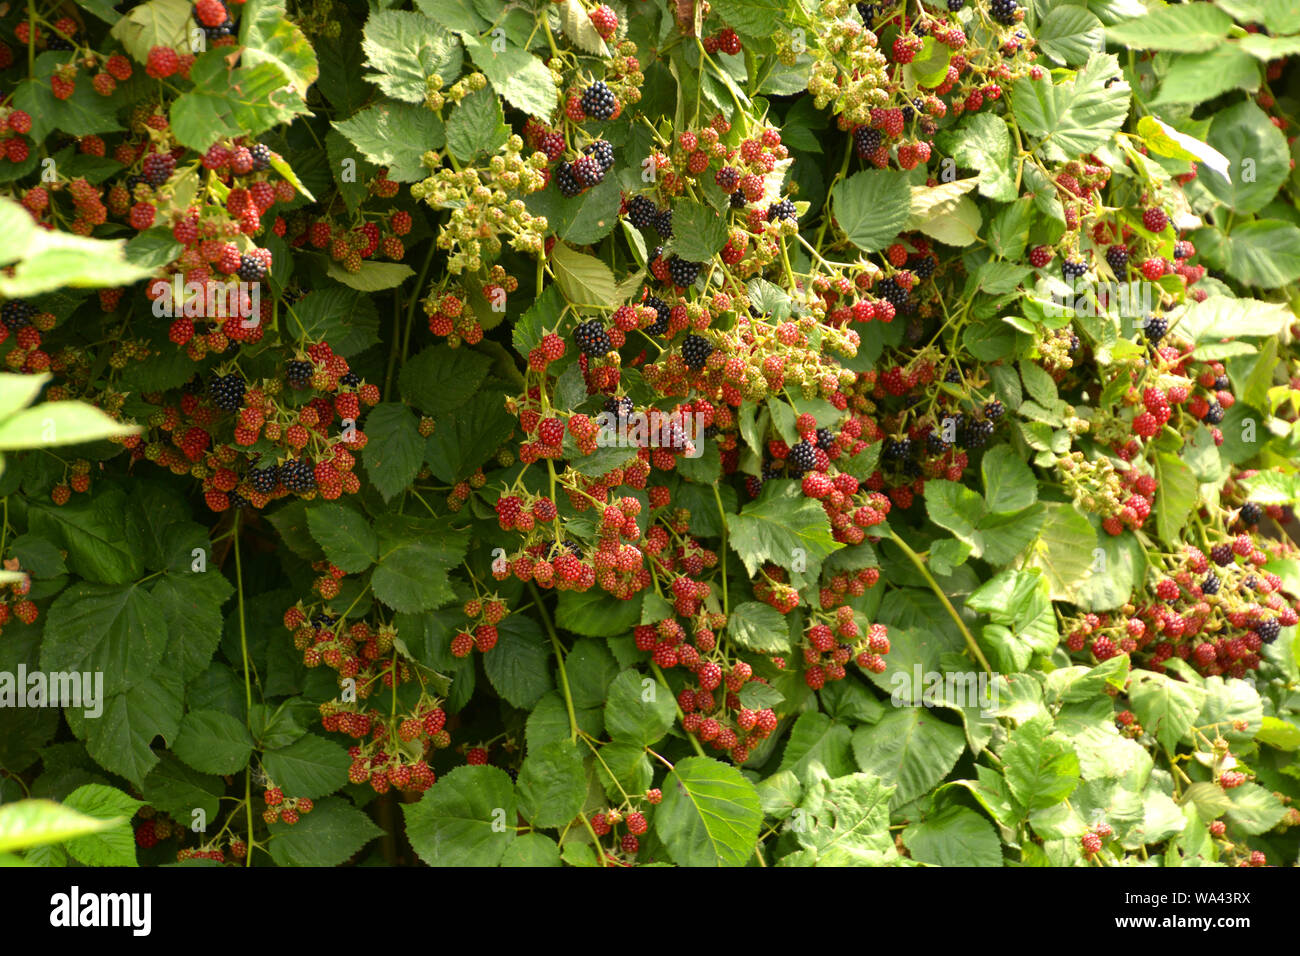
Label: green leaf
xmin=925 ymin=478 xmax=987 ymax=549
xmin=937 ymin=112 xmax=1017 ymax=202
xmin=1155 ymin=451 xmax=1199 ymax=547
xmin=399 ymin=346 xmax=493 ymax=416
xmin=903 ymin=805 xmax=1002 ymax=867
xmin=709 ymin=0 xmax=784 ymax=36
xmin=1009 ymin=52 xmax=1131 ymax=162
xmin=0 ymin=206 xmax=150 ymax=297
xmin=413 ymin=0 xmax=488 ymax=33
xmin=780 ymin=712 xmax=856 ymax=782
xmin=556 ymin=589 xmax=643 ymax=638
xmin=604 ymin=669 xmax=676 ymax=747
xmin=1178 ymin=294 xmax=1292 ymax=347
xmin=671 ymin=201 xmax=730 ymax=261
xmin=371 ymin=514 xmax=470 ymax=613
xmin=424 ymin=388 xmax=516 ymax=483
xmin=551 ymin=242 xmax=618 ymax=307
xmin=239 ymin=0 xmax=320 ymax=98
xmin=726 ymin=481 xmax=841 ymax=584
xmin=333 ymin=101 xmax=444 ymax=182
xmin=0 ymin=799 xmax=114 ymax=854
xmin=141 ymin=753 xmax=222 ymax=824
xmin=326 ymin=260 xmax=417 ymax=291
xmin=1224 ymin=782 xmax=1287 ymax=834
xmin=778 ymin=769 xmax=897 ymax=866
xmin=403 ymin=765 xmax=516 ymax=866
xmin=656 ymin=756 xmax=763 ymax=867
xmin=851 ymin=708 xmax=967 ymax=807
xmin=60 ymin=784 xmax=141 ymax=867
xmin=500 ymin=832 xmax=562 ymax=867
xmin=28 ymin=491 xmax=142 ymax=584
xmin=81 ymin=672 xmax=184 ymax=788
xmin=1136 ymin=116 xmax=1231 ymax=182
xmin=1022 ymin=503 xmax=1096 ymax=602
xmin=1201 ymin=101 xmax=1290 ymax=214
xmin=109 ymin=0 xmax=191 ymax=62
xmin=289 ymin=285 xmax=380 ymax=357
xmin=982 ymin=444 xmax=1038 ymax=513
xmin=832 ymin=169 xmax=913 ymax=253
xmin=445 ymin=86 xmax=509 ymax=163
xmin=305 ymin=503 xmax=377 ymax=573
xmin=125 ymin=228 xmax=183 ymax=270
xmin=1198 ymin=220 xmax=1300 ymax=288
xmin=1150 ymin=45 xmax=1260 ymax=106
xmin=362 ymin=403 xmax=425 ymax=502
xmin=1128 ymin=671 xmax=1206 ymax=752
xmin=727 ymin=601 xmax=794 ymax=654
xmin=361 ymin=11 xmax=460 ymax=103
xmin=1105 ymin=3 xmax=1233 ymax=51
xmin=525 ymin=175 xmax=623 ymax=245
xmin=41 ymin=583 xmax=168 ymax=696
xmin=261 ymin=733 xmax=351 ymax=800
xmin=0 ymin=400 xmax=137 ymax=449
xmin=516 ymin=740 xmax=587 ymax=828
xmin=483 ymin=615 xmax=554 ymax=709
xmin=460 ymin=33 xmax=557 ymax=119
xmin=172 ymin=710 xmax=253 ymax=775
xmin=268 ymin=797 xmax=382 ymax=866
xmin=1001 ymin=715 xmax=1080 ymax=811
xmin=1037 ymin=6 xmax=1106 ymax=65
xmin=170 ymin=53 xmax=310 ymax=153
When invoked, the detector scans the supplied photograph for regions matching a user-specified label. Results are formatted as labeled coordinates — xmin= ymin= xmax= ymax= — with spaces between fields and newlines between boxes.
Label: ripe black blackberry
xmin=989 ymin=0 xmax=1019 ymax=25
xmin=1257 ymin=618 xmax=1281 ymax=644
xmin=761 ymin=461 xmax=781 ymax=482
xmin=855 ymin=3 xmax=877 ymax=25
xmin=1240 ymin=501 xmax=1263 ymax=526
xmin=250 ymin=466 xmax=279 ymax=493
xmin=574 ymin=320 xmax=612 ymax=357
xmin=200 ymin=16 xmax=234 ymax=39
xmin=947 ymin=0 xmax=964 ymax=9
xmin=681 ymin=333 xmax=713 ymax=369
xmin=729 ymin=189 xmax=747 ymax=209
xmin=126 ymin=174 xmax=146 ymax=192
xmin=1214 ymin=375 xmax=1230 ymax=391
xmin=668 ymin=256 xmax=701 ymax=287
xmin=340 ymin=371 xmax=360 ymax=387
xmin=310 ymin=612 xmax=337 ymax=629
xmin=1 ymin=299 xmax=35 ymax=329
xmin=227 ymin=490 xmax=249 ymax=510
xmin=876 ymin=278 xmax=909 ymax=307
xmin=927 ymin=432 xmax=950 ymax=455
xmin=644 ymin=295 xmax=670 ymax=335
xmin=286 ymin=359 xmax=313 ymax=388
xmin=603 ymin=395 xmax=634 ymax=421
xmin=1105 ymin=245 xmax=1129 ymax=274
xmin=1142 ymin=315 xmax=1167 ymax=343
xmin=816 ymin=427 xmax=834 ymax=450
xmin=237 ymin=254 xmax=267 ymax=282
xmin=788 ymin=441 xmax=817 ymax=474
xmin=1068 ymin=332 xmax=1081 ymax=354
xmin=944 ymin=367 xmax=961 ymax=384
xmin=1210 ymin=543 xmax=1233 ymax=566
xmin=983 ymin=400 xmax=1005 ymax=420
xmin=627 ymin=196 xmax=655 ymax=229
xmin=909 ymin=255 xmax=936 ymax=280
xmin=653 ymin=208 xmax=673 ymax=239
xmin=1201 ymin=572 xmax=1220 ymax=595
xmin=1062 ymin=257 xmax=1087 ymax=280
xmin=853 ymin=126 xmax=882 ymax=159
xmin=250 ymin=143 xmax=272 ymax=171
xmin=555 ymin=162 xmax=584 ymax=198
xmin=584 ymin=139 xmax=615 ymax=172
xmin=962 ymin=419 xmax=995 ymax=449
xmin=280 ymin=457 xmax=316 ymax=492
xmin=209 ymin=373 xmax=246 ymax=411
xmin=1205 ymin=401 xmax=1224 ymax=425
xmin=883 ymin=438 xmax=912 ymax=461
xmin=580 ymin=81 xmax=616 ymax=121
xmin=767 ymin=199 xmax=797 ymax=223
xmin=48 ymin=34 xmax=74 ymax=50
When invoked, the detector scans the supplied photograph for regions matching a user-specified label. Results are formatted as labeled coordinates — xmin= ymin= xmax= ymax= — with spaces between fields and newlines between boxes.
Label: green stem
xmin=233 ymin=518 xmax=255 ymax=865
xmin=888 ymin=531 xmax=993 ymax=675
xmin=712 ymin=484 xmax=729 ymax=615
xmin=529 ymin=583 xmax=578 ymax=741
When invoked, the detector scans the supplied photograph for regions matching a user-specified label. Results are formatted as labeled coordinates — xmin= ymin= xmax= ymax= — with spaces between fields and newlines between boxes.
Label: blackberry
xmin=250 ymin=466 xmax=279 ymax=493
xmin=927 ymin=432 xmax=950 ymax=455
xmin=142 ymin=152 xmax=176 ymax=187
xmin=126 ymin=174 xmax=146 ymax=192
xmin=729 ymin=189 xmax=748 ymax=210
xmin=962 ymin=419 xmax=995 ymax=449
xmin=653 ymin=208 xmax=673 ymax=239
xmin=853 ymin=126 xmax=882 ymax=159
xmin=310 ymin=612 xmax=336 ymax=629
xmin=1210 ymin=543 xmax=1233 ymax=566
xmin=1062 ymin=257 xmax=1087 ymax=280
xmin=1240 ymin=501 xmax=1263 ymax=526
xmin=1244 ymin=576 xmax=1260 ymax=591
xmin=584 ymin=139 xmax=615 ymax=172
xmin=574 ymin=320 xmax=612 ymax=357
xmin=1205 ymin=401 xmax=1224 ymax=425
xmin=910 ymin=255 xmax=936 ymax=280
xmin=703 ymin=424 xmax=720 ymax=440
xmin=573 ymin=155 xmax=603 ymax=187
xmin=48 ymin=35 xmax=74 ymax=51
xmin=1214 ymin=375 xmax=1230 ymax=391
xmin=603 ymin=395 xmax=635 ymax=421
xmin=668 ymin=256 xmax=701 ymax=288
xmin=1173 ymin=240 xmax=1193 ymax=260
xmin=816 ymin=427 xmax=835 ymax=451
xmin=883 ymin=438 xmax=912 ymax=461
xmin=209 ymin=373 xmax=246 ymax=411
xmin=1142 ymin=316 xmax=1167 ymax=343
xmin=876 ymin=278 xmax=909 ymax=307
xmin=1068 ymin=333 xmax=1080 ymax=354
xmin=761 ymin=460 xmax=781 ymax=482
xmin=580 ymin=81 xmax=616 ymax=121
xmin=681 ymin=333 xmax=713 ymax=369
xmin=1 ymin=299 xmax=35 ymax=330
xmin=280 ymin=458 xmax=316 ymax=493
xmin=944 ymin=367 xmax=961 ymax=384
xmin=627 ymin=195 xmax=655 ymax=229
xmin=767 ymin=199 xmax=797 ymax=223
xmin=286 ymin=359 xmax=313 ymax=387
xmin=340 ymin=371 xmax=360 ymax=387
xmin=989 ymin=0 xmax=1019 ymax=25
xmin=902 ymin=458 xmax=922 ymax=477
xmin=250 ymin=143 xmax=272 ymax=171
xmin=237 ymin=254 xmax=267 ymax=282
xmin=182 ymin=375 xmax=205 ymax=396
xmin=555 ymin=162 xmax=584 ymax=198
xmin=788 ymin=441 xmax=816 ymax=474
xmin=1105 ymin=245 xmax=1129 ymax=274
xmin=201 ymin=17 xmax=234 ymax=39
xmin=947 ymin=0 xmax=964 ymax=9
xmin=227 ymin=490 xmax=249 ymax=511
xmin=644 ymin=295 xmax=670 ymax=335
xmin=1257 ymin=619 xmax=1281 ymax=644
xmin=505 ymin=767 xmax=520 ymax=784
xmin=1201 ymin=572 xmax=1220 ymax=595
xmin=983 ymin=400 xmax=1005 ymax=421
xmin=855 ymin=2 xmax=877 ymax=25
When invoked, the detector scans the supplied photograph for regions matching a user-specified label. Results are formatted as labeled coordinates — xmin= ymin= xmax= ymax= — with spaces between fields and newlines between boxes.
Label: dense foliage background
xmin=1 ymin=0 xmax=1300 ymax=868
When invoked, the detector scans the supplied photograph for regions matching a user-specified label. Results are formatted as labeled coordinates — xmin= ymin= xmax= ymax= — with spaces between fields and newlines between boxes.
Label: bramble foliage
xmin=2 ymin=0 xmax=1300 ymax=869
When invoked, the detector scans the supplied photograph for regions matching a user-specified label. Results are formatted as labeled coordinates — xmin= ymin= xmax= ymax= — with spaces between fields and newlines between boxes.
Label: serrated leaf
xmin=551 ymin=242 xmax=618 ymax=307
xmin=656 ymin=756 xmax=763 ymax=867
xmin=726 ymin=481 xmax=841 ymax=584
xmin=851 ymin=709 xmax=967 ymax=808
xmin=362 ymin=403 xmax=424 ymax=502
xmin=361 ymin=10 xmax=460 ymax=103
xmin=305 ymin=503 xmax=377 ymax=573
xmin=402 ymin=765 xmax=516 ymax=865
xmin=1010 ymin=52 xmax=1131 ymax=162
xmin=172 ymin=709 xmax=253 ymax=775
xmin=604 ymin=669 xmax=676 ymax=747
xmin=333 ymin=101 xmax=444 ymax=182
xmin=832 ymin=169 xmax=912 ymax=253
xmin=268 ymin=797 xmax=382 ymax=866
xmin=727 ymin=601 xmax=793 ymax=654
